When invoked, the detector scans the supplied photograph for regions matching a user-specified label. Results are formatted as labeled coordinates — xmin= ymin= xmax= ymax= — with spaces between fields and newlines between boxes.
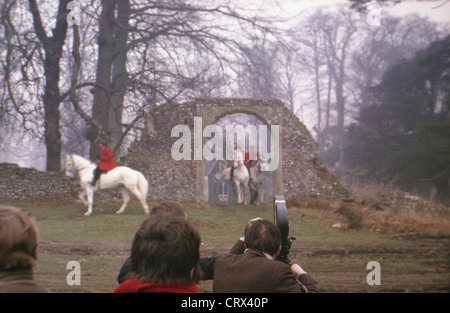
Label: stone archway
xmin=204 ymin=112 xmax=275 ymax=204
xmin=195 ymin=101 xmax=284 ymax=202
xmin=123 ymin=98 xmax=348 ymax=202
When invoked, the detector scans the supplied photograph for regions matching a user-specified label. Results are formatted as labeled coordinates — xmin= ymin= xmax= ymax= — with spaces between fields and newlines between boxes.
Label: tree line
xmin=345 ymin=35 xmax=450 ymax=201
xmin=0 ymin=0 xmax=448 ymax=200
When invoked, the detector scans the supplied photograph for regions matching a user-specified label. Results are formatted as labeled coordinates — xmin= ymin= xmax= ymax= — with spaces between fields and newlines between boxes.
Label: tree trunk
xmin=109 ymin=0 xmax=130 ymax=153
xmin=29 ymin=0 xmax=69 ymax=171
xmin=43 ymin=49 xmax=63 ymax=172
xmin=90 ymin=0 xmax=115 ymax=160
xmin=90 ymin=0 xmax=130 ymax=159
xmin=335 ymin=70 xmax=345 ymax=169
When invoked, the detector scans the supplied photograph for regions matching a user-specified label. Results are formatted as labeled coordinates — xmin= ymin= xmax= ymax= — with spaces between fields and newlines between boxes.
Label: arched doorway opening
xmin=204 ymin=112 xmax=274 ymax=205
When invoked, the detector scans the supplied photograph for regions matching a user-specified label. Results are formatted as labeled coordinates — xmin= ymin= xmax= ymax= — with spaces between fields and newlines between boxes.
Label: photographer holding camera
xmin=213 ymin=215 xmax=318 ymax=293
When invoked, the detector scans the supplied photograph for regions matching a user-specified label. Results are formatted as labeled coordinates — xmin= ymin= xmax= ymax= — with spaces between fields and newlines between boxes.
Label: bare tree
xmin=88 ymin=0 xmax=131 ymax=159
xmin=28 ymin=0 xmax=70 ymax=171
xmin=3 ymin=0 xmax=278 ymax=168
xmin=1 ymin=0 xmax=48 ymax=167
xmin=350 ymin=14 xmax=442 ymax=109
xmin=234 ymin=26 xmax=302 ymax=113
xmin=294 ymin=7 xmax=358 ymax=164
xmin=295 ymin=9 xmax=332 ymax=154
xmin=289 ymin=5 xmax=445 ymax=173
xmin=323 ymin=8 xmax=358 ymax=170
xmin=277 ymin=50 xmax=300 ymax=113
xmin=237 ymin=37 xmax=280 ymax=99
xmin=65 ymin=0 xmax=279 ymax=160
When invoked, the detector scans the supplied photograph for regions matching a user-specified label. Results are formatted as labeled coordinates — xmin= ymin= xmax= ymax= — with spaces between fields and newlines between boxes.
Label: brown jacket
xmin=213 ymin=249 xmax=318 ymax=293
xmin=0 ymin=270 xmax=51 ymax=293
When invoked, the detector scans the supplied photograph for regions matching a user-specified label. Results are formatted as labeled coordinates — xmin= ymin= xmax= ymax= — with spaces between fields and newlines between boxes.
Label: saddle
xmin=91 ymin=167 xmax=107 ymax=186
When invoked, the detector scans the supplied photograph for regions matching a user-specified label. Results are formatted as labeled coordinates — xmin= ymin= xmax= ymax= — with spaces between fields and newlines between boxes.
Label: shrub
xmin=306 ymin=197 xmax=330 ymax=210
xmin=338 ymin=203 xmax=364 ymax=230
xmin=286 ymin=196 xmax=304 ymax=208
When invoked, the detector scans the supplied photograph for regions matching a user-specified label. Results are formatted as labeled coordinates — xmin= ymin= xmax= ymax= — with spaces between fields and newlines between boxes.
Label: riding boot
xmin=91 ymin=167 xmax=100 ymax=186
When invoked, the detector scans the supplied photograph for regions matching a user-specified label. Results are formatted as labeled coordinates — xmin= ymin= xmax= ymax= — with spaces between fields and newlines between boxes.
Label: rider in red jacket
xmin=244 ymin=146 xmax=259 ymax=169
xmin=91 ymin=139 xmax=117 ymax=186
xmin=98 ymin=142 xmax=117 ymax=171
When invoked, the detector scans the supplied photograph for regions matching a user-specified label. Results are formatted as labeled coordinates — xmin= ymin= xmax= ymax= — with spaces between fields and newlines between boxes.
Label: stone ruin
xmin=0 ymin=98 xmax=348 ymax=203
xmin=122 ymin=98 xmax=348 ymax=203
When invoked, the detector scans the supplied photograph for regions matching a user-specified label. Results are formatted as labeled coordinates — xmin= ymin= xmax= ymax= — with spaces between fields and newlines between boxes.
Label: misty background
xmin=0 ymin=0 xmax=449 ymax=201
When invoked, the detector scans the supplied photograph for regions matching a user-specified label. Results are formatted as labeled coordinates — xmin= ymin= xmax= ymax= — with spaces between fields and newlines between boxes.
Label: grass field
xmin=1 ymin=195 xmax=449 ymax=293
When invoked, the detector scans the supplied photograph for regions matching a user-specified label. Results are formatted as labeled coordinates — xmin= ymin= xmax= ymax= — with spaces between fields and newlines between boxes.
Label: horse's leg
xmin=79 ymin=189 xmax=88 ymax=205
xmin=128 ymin=185 xmax=150 ymax=215
xmin=84 ymin=187 xmax=94 ymax=216
xmin=233 ymin=181 xmax=242 ymax=204
xmin=249 ymin=186 xmax=255 ymax=204
xmin=143 ymin=201 xmax=150 ymax=214
xmin=139 ymin=194 xmax=150 ymax=215
xmin=248 ymin=180 xmax=255 ymax=204
xmin=254 ymin=184 xmax=260 ymax=205
xmin=116 ymin=188 xmax=130 ymax=215
xmin=243 ymin=182 xmax=249 ymax=205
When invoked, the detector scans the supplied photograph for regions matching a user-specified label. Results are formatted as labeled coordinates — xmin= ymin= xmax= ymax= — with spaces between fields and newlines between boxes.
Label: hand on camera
xmin=291 ymin=263 xmax=307 ymax=277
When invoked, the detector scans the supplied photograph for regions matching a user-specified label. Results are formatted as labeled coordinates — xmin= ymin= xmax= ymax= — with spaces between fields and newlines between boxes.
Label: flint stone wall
xmin=0 ymin=163 xmax=75 ymax=199
xmin=0 ymin=163 xmax=121 ymax=201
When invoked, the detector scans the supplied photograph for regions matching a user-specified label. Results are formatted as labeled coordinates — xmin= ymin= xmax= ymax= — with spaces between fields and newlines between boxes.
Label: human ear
xmin=273 ymin=245 xmax=281 ymax=258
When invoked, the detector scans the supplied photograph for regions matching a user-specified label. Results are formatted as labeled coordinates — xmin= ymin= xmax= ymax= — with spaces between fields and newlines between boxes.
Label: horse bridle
xmin=65 ymin=154 xmax=89 ymax=175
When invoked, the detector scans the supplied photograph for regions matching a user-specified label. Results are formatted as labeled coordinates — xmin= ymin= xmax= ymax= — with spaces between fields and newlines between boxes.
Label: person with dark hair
xmin=0 ymin=206 xmax=50 ymax=293
xmin=113 ymin=216 xmax=201 ymax=293
xmin=91 ymin=139 xmax=117 ymax=186
xmin=213 ymin=219 xmax=318 ymax=293
xmin=148 ymin=201 xmax=187 ymax=219
xmin=116 ymin=201 xmax=216 ymax=283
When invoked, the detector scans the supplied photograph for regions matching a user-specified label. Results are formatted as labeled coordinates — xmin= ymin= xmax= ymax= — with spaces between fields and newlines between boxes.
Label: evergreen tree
xmin=345 ymin=35 xmax=450 ymax=200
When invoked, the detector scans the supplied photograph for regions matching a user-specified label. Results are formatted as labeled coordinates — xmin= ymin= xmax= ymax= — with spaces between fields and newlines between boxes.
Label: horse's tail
xmin=137 ymin=172 xmax=149 ymax=200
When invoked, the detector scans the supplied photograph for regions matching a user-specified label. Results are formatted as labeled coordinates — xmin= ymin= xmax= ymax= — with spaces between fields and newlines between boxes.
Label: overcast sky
xmin=1 ymin=0 xmax=449 ymax=170
xmin=234 ymin=0 xmax=450 ymax=24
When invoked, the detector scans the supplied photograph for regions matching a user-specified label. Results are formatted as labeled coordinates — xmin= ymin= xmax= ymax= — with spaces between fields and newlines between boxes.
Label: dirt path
xmin=40 ymin=237 xmax=448 ymax=258
xmin=38 ymin=236 xmax=449 ymax=293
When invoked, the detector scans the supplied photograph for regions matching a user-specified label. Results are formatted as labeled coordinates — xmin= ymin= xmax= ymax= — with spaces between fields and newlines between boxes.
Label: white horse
xmin=65 ymin=154 xmax=150 ymax=216
xmin=221 ymin=160 xmax=249 ymax=204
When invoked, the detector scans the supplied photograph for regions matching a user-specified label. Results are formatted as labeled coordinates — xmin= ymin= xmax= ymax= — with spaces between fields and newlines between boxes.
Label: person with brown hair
xmin=213 ymin=219 xmax=318 ymax=293
xmin=0 ymin=206 xmax=50 ymax=293
xmin=113 ymin=215 xmax=202 ymax=293
xmin=148 ymin=200 xmax=187 ymax=219
xmin=117 ymin=201 xmax=217 ymax=283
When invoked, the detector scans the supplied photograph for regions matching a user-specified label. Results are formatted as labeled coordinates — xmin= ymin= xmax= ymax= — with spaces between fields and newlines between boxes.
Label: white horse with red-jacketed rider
xmin=220 ymin=147 xmax=249 ymax=204
xmin=65 ymin=154 xmax=150 ymax=216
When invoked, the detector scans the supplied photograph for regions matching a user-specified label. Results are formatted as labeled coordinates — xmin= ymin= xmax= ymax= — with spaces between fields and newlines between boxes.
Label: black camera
xmin=273 ymin=195 xmax=296 ymax=264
